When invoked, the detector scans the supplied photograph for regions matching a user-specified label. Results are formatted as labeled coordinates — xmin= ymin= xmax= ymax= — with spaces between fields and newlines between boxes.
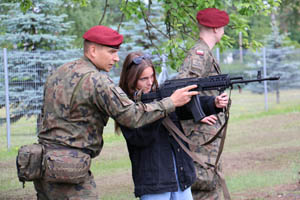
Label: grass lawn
xmin=0 ymin=89 xmax=299 ymax=199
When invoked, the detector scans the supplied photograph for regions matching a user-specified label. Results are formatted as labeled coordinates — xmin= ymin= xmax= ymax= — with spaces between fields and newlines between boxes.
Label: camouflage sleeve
xmin=92 ymin=73 xmax=175 ymax=128
xmin=179 ymin=49 xmax=213 ymax=78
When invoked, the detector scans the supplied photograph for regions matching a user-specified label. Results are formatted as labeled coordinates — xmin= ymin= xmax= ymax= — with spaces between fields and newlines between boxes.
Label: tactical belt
xmin=162 ymin=97 xmax=232 ymax=200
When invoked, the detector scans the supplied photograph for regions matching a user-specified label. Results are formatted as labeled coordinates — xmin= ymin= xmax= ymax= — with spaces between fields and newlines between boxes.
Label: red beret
xmin=196 ymin=8 xmax=229 ymax=28
xmin=82 ymin=25 xmax=123 ymax=49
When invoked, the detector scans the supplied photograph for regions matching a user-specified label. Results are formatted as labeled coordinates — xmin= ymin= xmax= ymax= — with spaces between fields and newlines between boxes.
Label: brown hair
xmin=119 ymin=52 xmax=158 ymax=99
xmin=115 ymin=51 xmax=158 ymax=133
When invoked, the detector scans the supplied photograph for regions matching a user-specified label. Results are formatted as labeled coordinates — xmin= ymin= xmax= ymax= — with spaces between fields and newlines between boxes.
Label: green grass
xmin=102 ymin=131 xmax=126 ymax=145
xmin=0 ymin=89 xmax=299 ymax=199
xmin=91 ymin=154 xmax=131 ymax=176
xmin=228 ymin=89 xmax=300 ymax=122
xmin=1 ymin=89 xmax=299 ymax=150
xmin=227 ymin=161 xmax=299 ymax=193
xmin=0 ymin=147 xmax=18 ymax=160
xmin=101 ymin=190 xmax=138 ymax=200
xmin=230 ymin=103 xmax=300 ymax=122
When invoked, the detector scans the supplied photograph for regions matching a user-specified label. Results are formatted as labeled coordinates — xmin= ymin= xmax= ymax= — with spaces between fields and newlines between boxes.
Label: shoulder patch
xmin=115 ymin=86 xmax=126 ymax=96
xmin=196 ymin=50 xmax=204 ymax=56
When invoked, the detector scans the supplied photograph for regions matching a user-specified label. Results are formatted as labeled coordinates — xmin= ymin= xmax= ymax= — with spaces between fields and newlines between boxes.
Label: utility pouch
xmin=16 ymin=143 xmax=44 ymax=187
xmin=43 ymin=148 xmax=91 ymax=184
xmin=192 ymin=166 xmax=218 ymax=191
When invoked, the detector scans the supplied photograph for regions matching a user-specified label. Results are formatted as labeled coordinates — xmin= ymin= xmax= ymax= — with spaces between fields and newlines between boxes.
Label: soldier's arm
xmin=92 ymin=73 xmax=196 ymax=128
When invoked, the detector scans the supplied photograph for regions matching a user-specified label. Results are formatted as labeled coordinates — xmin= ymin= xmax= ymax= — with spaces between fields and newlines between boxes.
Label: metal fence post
xmin=3 ymin=48 xmax=11 ymax=150
xmin=262 ymin=47 xmax=268 ymax=111
xmin=216 ymin=47 xmax=220 ymax=63
xmin=239 ymin=32 xmax=243 ymax=63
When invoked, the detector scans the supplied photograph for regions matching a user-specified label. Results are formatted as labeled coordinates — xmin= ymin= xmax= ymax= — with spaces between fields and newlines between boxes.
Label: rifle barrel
xmin=231 ymin=76 xmax=280 ymax=85
xmin=230 ymin=76 xmax=243 ymax=81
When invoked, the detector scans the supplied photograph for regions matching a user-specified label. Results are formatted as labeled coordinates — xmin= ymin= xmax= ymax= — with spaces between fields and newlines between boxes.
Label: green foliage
xmin=246 ymin=21 xmax=300 ymax=93
xmin=18 ymin=0 xmax=32 ymax=13
xmin=0 ymin=50 xmax=81 ymax=124
xmin=119 ymin=0 xmax=281 ymax=70
xmin=0 ymin=0 xmax=81 ymax=123
xmin=279 ymin=0 xmax=300 ymax=44
xmin=61 ymin=0 xmax=123 ymax=47
xmin=0 ymin=0 xmax=75 ymax=50
xmin=14 ymin=0 xmax=88 ymax=12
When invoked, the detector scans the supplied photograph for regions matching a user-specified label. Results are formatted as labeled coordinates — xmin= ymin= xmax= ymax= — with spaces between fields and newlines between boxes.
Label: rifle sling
xmin=162 ymin=93 xmax=232 ymax=200
xmin=162 ymin=117 xmax=208 ymax=169
xmin=215 ymin=98 xmax=231 ymax=200
xmin=162 ymin=117 xmax=231 ymax=200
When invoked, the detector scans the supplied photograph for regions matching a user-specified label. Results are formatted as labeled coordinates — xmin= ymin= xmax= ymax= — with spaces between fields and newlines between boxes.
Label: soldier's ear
xmin=89 ymin=44 xmax=97 ymax=59
xmin=212 ymin=27 xmax=218 ymax=33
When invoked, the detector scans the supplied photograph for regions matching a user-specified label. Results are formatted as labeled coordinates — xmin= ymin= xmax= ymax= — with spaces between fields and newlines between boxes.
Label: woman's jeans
xmin=140 ymin=153 xmax=193 ymax=200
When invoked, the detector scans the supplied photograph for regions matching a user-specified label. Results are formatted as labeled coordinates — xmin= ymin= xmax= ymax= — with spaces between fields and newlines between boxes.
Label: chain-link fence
xmin=1 ymin=47 xmax=300 ymax=149
xmin=0 ymin=49 xmax=82 ymax=143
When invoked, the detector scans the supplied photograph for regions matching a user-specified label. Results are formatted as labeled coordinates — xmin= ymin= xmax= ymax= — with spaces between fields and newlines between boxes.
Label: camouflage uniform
xmin=34 ymin=56 xmax=175 ymax=200
xmin=178 ymin=39 xmax=226 ymax=200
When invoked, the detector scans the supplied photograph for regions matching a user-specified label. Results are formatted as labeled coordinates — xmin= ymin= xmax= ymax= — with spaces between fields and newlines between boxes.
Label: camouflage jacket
xmin=177 ymin=39 xmax=226 ymax=164
xmin=38 ymin=56 xmax=175 ymax=158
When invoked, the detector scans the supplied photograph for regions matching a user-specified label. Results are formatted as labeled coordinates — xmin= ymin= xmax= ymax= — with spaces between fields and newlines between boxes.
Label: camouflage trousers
xmin=192 ymin=187 xmax=222 ymax=200
xmin=191 ymin=162 xmax=223 ymax=200
xmin=186 ymin=127 xmax=224 ymax=200
xmin=33 ymin=171 xmax=98 ymax=200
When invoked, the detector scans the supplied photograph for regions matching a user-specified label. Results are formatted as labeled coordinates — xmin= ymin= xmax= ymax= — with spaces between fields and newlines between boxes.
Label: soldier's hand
xmin=215 ymin=92 xmax=228 ymax=108
xmin=200 ymin=115 xmax=217 ymax=125
xmin=170 ymin=85 xmax=198 ymax=107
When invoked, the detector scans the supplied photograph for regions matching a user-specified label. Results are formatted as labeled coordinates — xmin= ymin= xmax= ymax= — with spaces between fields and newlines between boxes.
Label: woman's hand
xmin=200 ymin=115 xmax=218 ymax=125
xmin=215 ymin=93 xmax=229 ymax=108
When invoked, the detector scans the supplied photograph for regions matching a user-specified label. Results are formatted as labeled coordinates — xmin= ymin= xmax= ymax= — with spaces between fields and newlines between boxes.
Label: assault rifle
xmin=141 ymin=71 xmax=280 ymax=122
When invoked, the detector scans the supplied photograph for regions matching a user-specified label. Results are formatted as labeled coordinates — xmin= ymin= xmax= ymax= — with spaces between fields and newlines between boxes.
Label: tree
xmin=0 ymin=0 xmax=75 ymax=50
xmin=13 ymin=0 xmax=88 ymax=13
xmin=118 ymin=0 xmax=281 ymax=70
xmin=0 ymin=0 xmax=78 ymax=124
xmin=9 ymin=0 xmax=284 ymax=70
xmin=246 ymin=18 xmax=300 ymax=99
xmin=119 ymin=1 xmax=168 ymax=66
xmin=279 ymin=0 xmax=300 ymax=45
xmin=61 ymin=0 xmax=123 ymax=47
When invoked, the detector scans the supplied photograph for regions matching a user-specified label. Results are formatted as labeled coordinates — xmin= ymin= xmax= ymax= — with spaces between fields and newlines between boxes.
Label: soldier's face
xmin=136 ymin=67 xmax=154 ymax=94
xmin=92 ymin=45 xmax=120 ymax=72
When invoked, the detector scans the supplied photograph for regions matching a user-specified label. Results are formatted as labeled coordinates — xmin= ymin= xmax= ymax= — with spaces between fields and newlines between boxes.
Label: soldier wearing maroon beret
xmin=178 ymin=8 xmax=231 ymax=200
xmin=33 ymin=25 xmax=199 ymax=199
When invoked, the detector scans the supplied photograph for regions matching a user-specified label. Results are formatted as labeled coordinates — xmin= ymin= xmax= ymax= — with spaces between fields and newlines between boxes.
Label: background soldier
xmin=178 ymin=8 xmax=231 ymax=199
xmin=34 ymin=25 xmax=198 ymax=200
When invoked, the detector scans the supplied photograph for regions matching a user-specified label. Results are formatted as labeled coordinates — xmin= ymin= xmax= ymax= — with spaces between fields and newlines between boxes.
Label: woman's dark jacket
xmin=120 ymin=95 xmax=221 ymax=197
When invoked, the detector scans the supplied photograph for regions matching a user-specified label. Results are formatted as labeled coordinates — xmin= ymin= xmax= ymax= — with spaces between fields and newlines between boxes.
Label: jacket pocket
xmin=16 ymin=143 xmax=44 ymax=186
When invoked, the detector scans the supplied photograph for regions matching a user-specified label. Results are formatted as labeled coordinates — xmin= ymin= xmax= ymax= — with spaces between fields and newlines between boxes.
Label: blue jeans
xmin=140 ymin=154 xmax=193 ymax=200
xmin=140 ymin=187 xmax=192 ymax=200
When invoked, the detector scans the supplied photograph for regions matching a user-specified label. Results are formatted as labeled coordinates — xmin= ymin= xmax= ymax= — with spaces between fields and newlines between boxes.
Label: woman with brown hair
xmin=116 ymin=52 xmax=228 ymax=200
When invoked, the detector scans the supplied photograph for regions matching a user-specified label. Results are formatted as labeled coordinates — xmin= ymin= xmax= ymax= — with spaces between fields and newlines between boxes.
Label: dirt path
xmin=222 ymin=113 xmax=300 ymax=199
xmin=1 ymin=113 xmax=299 ymax=199
xmin=94 ymin=113 xmax=300 ymax=199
